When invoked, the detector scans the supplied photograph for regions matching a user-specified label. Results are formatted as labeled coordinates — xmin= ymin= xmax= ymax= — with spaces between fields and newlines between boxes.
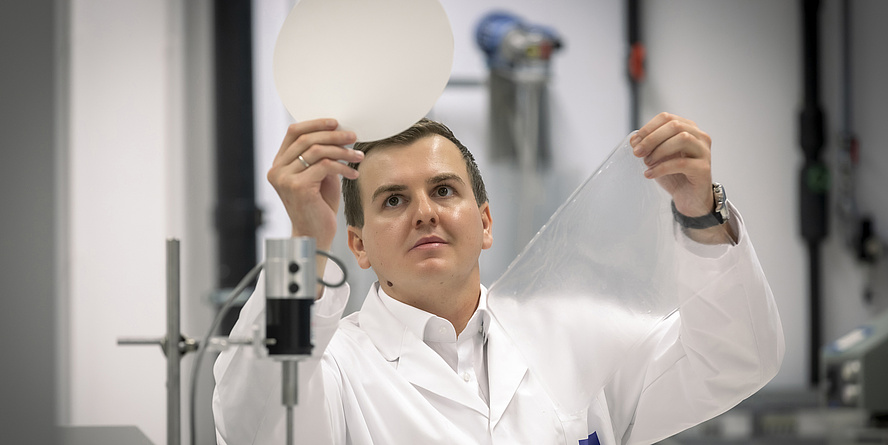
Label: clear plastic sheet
xmin=487 ymin=133 xmax=682 ymax=415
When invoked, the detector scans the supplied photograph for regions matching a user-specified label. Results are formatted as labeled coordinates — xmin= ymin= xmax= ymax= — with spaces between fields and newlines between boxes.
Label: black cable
xmin=189 ymin=250 xmax=349 ymax=445
xmin=317 ymin=250 xmax=348 ymax=288
xmin=190 ymin=260 xmax=264 ymax=445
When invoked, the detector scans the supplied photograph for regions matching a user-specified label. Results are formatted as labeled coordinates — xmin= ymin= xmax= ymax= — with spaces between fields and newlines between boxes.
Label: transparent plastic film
xmin=487 ymin=133 xmax=724 ymax=414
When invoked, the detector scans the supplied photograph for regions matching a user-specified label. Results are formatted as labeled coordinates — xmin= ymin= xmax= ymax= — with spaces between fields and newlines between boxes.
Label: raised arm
xmin=266 ymin=118 xmax=363 ymax=296
xmin=631 ymin=112 xmax=736 ymax=245
xmin=213 ymin=120 xmax=362 ymax=443
xmin=609 ymin=207 xmax=784 ymax=444
xmin=609 ymin=113 xmax=784 ymax=443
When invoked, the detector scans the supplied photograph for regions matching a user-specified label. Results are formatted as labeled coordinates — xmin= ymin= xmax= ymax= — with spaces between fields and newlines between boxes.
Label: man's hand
xmin=267 ymin=118 xmax=363 ymax=253
xmin=631 ymin=113 xmax=735 ymax=244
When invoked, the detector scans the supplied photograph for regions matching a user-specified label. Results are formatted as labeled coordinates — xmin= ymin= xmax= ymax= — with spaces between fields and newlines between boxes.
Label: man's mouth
xmin=411 ymin=235 xmax=447 ymax=250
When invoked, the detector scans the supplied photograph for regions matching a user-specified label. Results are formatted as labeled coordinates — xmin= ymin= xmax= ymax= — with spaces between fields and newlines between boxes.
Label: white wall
xmin=69 ymin=1 xmax=168 ymax=442
xmin=58 ymin=1 xmax=888 ymax=443
xmin=638 ymin=0 xmax=888 ymax=389
xmin=436 ymin=0 xmax=631 ymax=287
xmin=639 ymin=0 xmax=806 ymax=388
xmin=67 ymin=0 xmax=218 ymax=443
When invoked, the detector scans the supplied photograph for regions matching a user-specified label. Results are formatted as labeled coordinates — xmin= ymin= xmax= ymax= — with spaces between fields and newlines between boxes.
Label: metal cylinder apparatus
xmin=265 ymin=237 xmax=317 ymax=358
xmin=476 ymin=12 xmax=562 ymax=170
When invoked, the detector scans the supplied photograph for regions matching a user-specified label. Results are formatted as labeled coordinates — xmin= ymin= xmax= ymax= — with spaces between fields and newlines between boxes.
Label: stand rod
xmin=167 ymin=239 xmax=181 ymax=445
xmin=282 ymin=360 xmax=298 ymax=445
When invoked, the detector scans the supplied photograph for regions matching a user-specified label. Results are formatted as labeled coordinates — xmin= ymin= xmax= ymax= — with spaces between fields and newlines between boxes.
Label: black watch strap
xmin=671 ymin=183 xmax=729 ymax=229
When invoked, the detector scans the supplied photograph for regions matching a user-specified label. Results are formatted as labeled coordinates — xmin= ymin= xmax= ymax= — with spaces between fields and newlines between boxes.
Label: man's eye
xmin=385 ymin=195 xmax=403 ymax=207
xmin=436 ymin=186 xmax=454 ymax=197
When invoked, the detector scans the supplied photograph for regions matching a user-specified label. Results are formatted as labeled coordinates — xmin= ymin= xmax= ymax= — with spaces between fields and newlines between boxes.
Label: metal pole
xmin=282 ymin=361 xmax=298 ymax=445
xmin=167 ymin=239 xmax=181 ymax=445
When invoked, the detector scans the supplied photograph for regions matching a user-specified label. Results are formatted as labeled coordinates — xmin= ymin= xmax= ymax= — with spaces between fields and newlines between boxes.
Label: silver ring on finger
xmin=297 ymin=155 xmax=311 ymax=169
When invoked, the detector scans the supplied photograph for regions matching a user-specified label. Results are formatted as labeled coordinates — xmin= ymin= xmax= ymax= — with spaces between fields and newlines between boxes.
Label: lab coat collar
xmin=357 ymin=283 xmax=488 ymax=416
xmin=356 ymin=282 xmax=404 ymax=362
xmin=377 ymin=285 xmax=456 ymax=343
xmin=357 ymin=283 xmax=526 ymax=422
xmin=376 ymin=284 xmax=490 ymax=344
xmin=486 ymin=311 xmax=529 ymax=429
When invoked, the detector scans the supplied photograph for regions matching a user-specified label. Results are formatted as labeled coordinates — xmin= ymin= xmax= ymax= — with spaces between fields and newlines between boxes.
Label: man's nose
xmin=414 ymin=195 xmax=438 ymax=227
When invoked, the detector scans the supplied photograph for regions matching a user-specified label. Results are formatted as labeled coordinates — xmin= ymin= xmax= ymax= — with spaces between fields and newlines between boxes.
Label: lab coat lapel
xmin=358 ymin=284 xmax=488 ymax=417
xmin=486 ymin=315 xmax=529 ymax=429
xmin=397 ymin=333 xmax=488 ymax=417
xmin=356 ymin=284 xmax=403 ymax=361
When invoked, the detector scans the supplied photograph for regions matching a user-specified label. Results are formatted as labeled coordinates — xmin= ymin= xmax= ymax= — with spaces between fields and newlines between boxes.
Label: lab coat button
xmin=463 ymin=372 xmax=470 ymax=382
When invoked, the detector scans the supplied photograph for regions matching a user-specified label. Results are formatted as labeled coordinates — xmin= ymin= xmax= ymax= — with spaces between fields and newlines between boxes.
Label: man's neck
xmin=380 ymin=271 xmax=481 ymax=335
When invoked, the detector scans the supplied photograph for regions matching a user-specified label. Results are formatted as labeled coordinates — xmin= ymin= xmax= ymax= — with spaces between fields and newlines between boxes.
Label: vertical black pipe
xmin=841 ymin=0 xmax=851 ymax=135
xmin=214 ymin=0 xmax=261 ymax=332
xmin=807 ymin=240 xmax=822 ymax=384
xmin=799 ymin=0 xmax=828 ymax=387
xmin=627 ymin=0 xmax=643 ymax=130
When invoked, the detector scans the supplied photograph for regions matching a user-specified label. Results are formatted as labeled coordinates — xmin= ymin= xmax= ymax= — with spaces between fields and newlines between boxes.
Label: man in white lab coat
xmin=213 ymin=113 xmax=784 ymax=444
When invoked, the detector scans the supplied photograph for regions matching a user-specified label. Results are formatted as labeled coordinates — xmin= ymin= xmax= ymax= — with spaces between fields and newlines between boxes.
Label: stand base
xmin=59 ymin=426 xmax=154 ymax=445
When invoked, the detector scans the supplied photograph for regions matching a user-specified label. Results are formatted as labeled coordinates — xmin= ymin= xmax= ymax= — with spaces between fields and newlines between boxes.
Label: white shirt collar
xmin=377 ymin=284 xmax=490 ymax=344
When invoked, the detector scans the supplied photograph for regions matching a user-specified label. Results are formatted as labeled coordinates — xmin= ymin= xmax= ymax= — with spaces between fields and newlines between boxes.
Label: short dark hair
xmin=342 ymin=118 xmax=488 ymax=228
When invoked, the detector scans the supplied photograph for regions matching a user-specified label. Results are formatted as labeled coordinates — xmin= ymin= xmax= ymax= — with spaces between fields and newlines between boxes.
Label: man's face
xmin=347 ymin=135 xmax=493 ymax=299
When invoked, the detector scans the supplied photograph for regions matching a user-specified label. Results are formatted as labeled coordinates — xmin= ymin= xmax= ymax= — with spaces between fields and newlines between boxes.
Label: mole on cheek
xmin=387 ymin=281 xmax=394 ymax=287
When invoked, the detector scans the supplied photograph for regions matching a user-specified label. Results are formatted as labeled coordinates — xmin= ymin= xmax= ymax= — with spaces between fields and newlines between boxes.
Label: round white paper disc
xmin=273 ymin=0 xmax=454 ymax=142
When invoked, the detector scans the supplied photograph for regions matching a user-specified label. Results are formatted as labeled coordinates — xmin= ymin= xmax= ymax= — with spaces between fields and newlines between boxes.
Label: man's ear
xmin=347 ymin=226 xmax=372 ymax=269
xmin=480 ymin=202 xmax=493 ymax=250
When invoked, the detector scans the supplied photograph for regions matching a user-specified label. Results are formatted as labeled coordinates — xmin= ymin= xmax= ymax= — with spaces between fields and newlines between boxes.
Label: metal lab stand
xmin=117 ymin=239 xmax=196 ymax=445
xmin=118 ymin=239 xmax=261 ymax=445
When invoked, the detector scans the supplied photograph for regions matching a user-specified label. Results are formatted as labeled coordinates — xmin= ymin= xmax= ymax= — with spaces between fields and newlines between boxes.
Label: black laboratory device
xmin=265 ymin=237 xmax=316 ymax=358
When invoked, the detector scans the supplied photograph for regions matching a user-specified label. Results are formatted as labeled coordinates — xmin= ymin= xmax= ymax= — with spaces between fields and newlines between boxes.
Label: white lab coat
xmin=213 ymin=208 xmax=784 ymax=445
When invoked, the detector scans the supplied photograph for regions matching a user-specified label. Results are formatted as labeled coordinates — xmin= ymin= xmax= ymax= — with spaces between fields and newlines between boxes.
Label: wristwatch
xmin=671 ymin=183 xmax=730 ymax=229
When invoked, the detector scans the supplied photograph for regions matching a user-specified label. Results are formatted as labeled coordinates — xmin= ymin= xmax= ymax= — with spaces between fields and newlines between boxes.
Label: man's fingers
xmin=632 ymin=112 xmax=709 ymax=158
xmin=278 ymin=130 xmax=357 ymax=166
xmin=270 ymin=151 xmax=361 ymax=186
xmin=643 ymin=131 xmax=709 ymax=167
xmin=282 ymin=143 xmax=364 ymax=170
xmin=634 ymin=112 xmax=697 ymax=142
xmin=299 ymin=158 xmax=361 ymax=181
xmin=276 ymin=118 xmax=339 ymax=158
xmin=635 ymin=119 xmax=706 ymax=158
xmin=643 ymin=156 xmax=709 ymax=182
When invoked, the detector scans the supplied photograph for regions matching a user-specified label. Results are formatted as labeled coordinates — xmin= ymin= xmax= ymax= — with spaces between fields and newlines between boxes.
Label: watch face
xmin=716 ymin=207 xmax=729 ymax=223
xmin=712 ymin=183 xmax=728 ymax=223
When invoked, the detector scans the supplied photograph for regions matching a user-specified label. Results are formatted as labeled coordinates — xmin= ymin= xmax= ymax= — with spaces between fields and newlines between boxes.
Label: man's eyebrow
xmin=371 ymin=184 xmax=407 ymax=203
xmin=370 ymin=174 xmax=466 ymax=203
xmin=428 ymin=173 xmax=465 ymax=187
